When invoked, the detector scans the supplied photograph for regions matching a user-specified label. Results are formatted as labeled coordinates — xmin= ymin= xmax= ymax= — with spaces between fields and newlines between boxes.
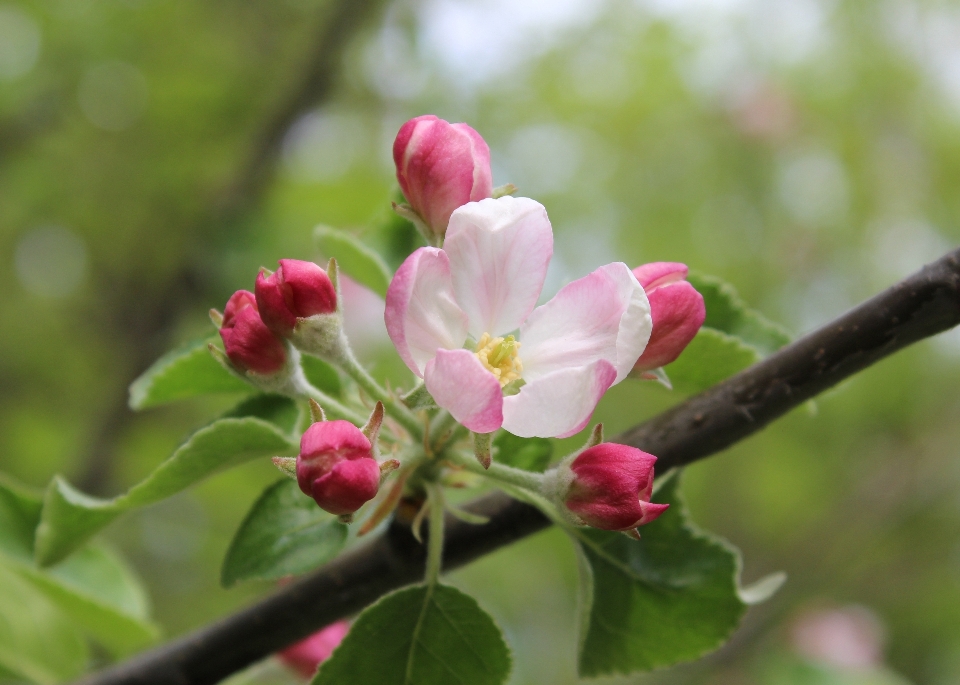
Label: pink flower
xmin=296 ymin=420 xmax=380 ymax=515
xmin=552 ymin=442 xmax=669 ymax=531
xmin=218 ymin=290 xmax=287 ymax=375
xmin=278 ymin=621 xmax=350 ymax=678
xmin=631 ymin=262 xmax=705 ymax=374
xmin=393 ymin=115 xmax=493 ymax=238
xmin=255 ymin=259 xmax=338 ymax=337
xmin=385 ymin=196 xmax=652 ymax=438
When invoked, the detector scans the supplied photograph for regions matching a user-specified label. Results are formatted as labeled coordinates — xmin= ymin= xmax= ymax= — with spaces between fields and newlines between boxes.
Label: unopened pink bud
xmin=393 ymin=115 xmax=493 ymax=237
xmin=296 ymin=421 xmax=380 ymax=516
xmin=218 ymin=290 xmax=287 ymax=375
xmin=632 ymin=262 xmax=705 ymax=373
xmin=278 ymin=621 xmax=350 ymax=678
xmin=561 ymin=443 xmax=669 ymax=532
xmin=256 ymin=259 xmax=337 ymax=337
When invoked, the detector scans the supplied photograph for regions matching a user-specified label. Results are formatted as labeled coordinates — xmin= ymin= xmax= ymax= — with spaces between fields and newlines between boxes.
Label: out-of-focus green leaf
xmin=687 ymin=273 xmax=793 ymax=355
xmin=221 ymin=479 xmax=347 ymax=587
xmin=575 ymin=472 xmax=755 ymax=676
xmin=666 ymin=327 xmax=762 ymax=392
xmin=494 ymin=432 xmax=553 ymax=472
xmin=315 ymin=225 xmax=393 ymax=298
xmin=755 ymin=653 xmax=912 ymax=685
xmin=129 ymin=337 xmax=250 ymax=410
xmin=301 ymin=355 xmax=342 ymax=398
xmin=0 ymin=562 xmax=87 ymax=685
xmin=220 ymin=394 xmax=302 ymax=437
xmin=35 ymin=398 xmax=299 ymax=566
xmin=312 ymin=584 xmax=511 ymax=685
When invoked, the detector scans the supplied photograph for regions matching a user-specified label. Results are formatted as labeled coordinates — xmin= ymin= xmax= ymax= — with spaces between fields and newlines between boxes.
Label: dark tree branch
xmin=74 ymin=247 xmax=960 ymax=685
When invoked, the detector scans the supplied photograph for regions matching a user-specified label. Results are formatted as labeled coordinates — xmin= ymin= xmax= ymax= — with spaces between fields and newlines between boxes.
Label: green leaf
xmin=666 ymin=327 xmax=762 ymax=393
xmin=315 ymin=225 xmax=393 ymax=298
xmin=129 ymin=337 xmax=251 ymax=410
xmin=575 ymin=472 xmax=752 ymax=676
xmin=221 ymin=393 xmax=302 ymax=436
xmin=221 ymin=479 xmax=347 ymax=587
xmin=313 ymin=584 xmax=511 ymax=685
xmin=493 ymin=432 xmax=553 ymax=472
xmin=35 ymin=399 xmax=299 ymax=566
xmin=687 ymin=273 xmax=792 ymax=355
xmin=0 ymin=562 xmax=87 ymax=685
xmin=301 ymin=355 xmax=342 ymax=397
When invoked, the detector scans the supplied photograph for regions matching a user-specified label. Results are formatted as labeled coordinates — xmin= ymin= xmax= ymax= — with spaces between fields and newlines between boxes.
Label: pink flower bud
xmin=255 ymin=259 xmax=337 ymax=337
xmin=393 ymin=115 xmax=493 ymax=237
xmin=296 ymin=420 xmax=380 ymax=515
xmin=278 ymin=621 xmax=350 ymax=678
xmin=218 ymin=290 xmax=287 ymax=375
xmin=632 ymin=262 xmax=705 ymax=373
xmin=560 ymin=443 xmax=669 ymax=532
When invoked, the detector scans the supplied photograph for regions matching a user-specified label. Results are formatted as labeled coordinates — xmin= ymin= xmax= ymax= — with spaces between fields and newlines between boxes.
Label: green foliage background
xmin=2 ymin=0 xmax=960 ymax=683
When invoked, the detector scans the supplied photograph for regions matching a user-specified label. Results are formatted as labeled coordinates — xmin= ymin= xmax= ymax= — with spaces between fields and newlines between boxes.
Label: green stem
xmin=429 ymin=411 xmax=465 ymax=452
xmin=336 ymin=346 xmax=424 ymax=438
xmin=446 ymin=450 xmax=545 ymax=494
xmin=425 ymin=484 xmax=445 ymax=586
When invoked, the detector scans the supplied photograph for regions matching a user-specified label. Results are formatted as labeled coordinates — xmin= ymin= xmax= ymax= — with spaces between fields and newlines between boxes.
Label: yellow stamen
xmin=474 ymin=333 xmax=523 ymax=388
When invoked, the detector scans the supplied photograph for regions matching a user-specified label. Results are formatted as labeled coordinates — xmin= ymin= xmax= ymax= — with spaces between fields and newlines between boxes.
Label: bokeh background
xmin=2 ymin=0 xmax=960 ymax=683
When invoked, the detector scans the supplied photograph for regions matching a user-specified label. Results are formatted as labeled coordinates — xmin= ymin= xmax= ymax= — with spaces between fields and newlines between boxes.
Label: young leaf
xmin=313 ymin=584 xmax=511 ymax=685
xmin=575 ymin=472 xmax=758 ymax=676
xmin=221 ymin=479 xmax=348 ymax=587
xmin=493 ymin=432 xmax=553 ymax=472
xmin=314 ymin=225 xmax=393 ymax=298
xmin=35 ymin=401 xmax=298 ymax=566
xmin=665 ymin=327 xmax=762 ymax=393
xmin=129 ymin=337 xmax=250 ymax=410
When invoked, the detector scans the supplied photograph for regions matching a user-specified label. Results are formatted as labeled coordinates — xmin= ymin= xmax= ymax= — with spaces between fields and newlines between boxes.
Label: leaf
xmin=0 ymin=562 xmax=87 ymax=685
xmin=313 ymin=584 xmax=511 ymax=685
xmin=129 ymin=337 xmax=250 ymax=410
xmin=221 ymin=393 xmax=302 ymax=437
xmin=687 ymin=273 xmax=792 ymax=355
xmin=301 ymin=355 xmax=342 ymax=397
xmin=315 ymin=225 xmax=393 ymax=298
xmin=666 ymin=327 xmax=762 ymax=393
xmin=35 ymin=398 xmax=299 ymax=566
xmin=575 ymin=472 xmax=756 ymax=676
xmin=493 ymin=432 xmax=553 ymax=472
xmin=221 ymin=479 xmax=348 ymax=587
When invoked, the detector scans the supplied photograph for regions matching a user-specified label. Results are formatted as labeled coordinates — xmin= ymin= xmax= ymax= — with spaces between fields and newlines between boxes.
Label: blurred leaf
xmin=494 ymin=432 xmax=553 ymax=472
xmin=0 ymin=474 xmax=43 ymax=562
xmin=221 ymin=394 xmax=302 ymax=437
xmin=0 ymin=562 xmax=87 ymax=685
xmin=35 ymin=399 xmax=299 ymax=566
xmin=687 ymin=273 xmax=792 ymax=355
xmin=221 ymin=479 xmax=347 ymax=587
xmin=312 ymin=584 xmax=511 ymax=685
xmin=129 ymin=337 xmax=250 ymax=410
xmin=301 ymin=355 xmax=342 ymax=398
xmin=575 ymin=472 xmax=752 ymax=676
xmin=666 ymin=327 xmax=762 ymax=392
xmin=315 ymin=225 xmax=393 ymax=298
xmin=755 ymin=653 xmax=912 ymax=685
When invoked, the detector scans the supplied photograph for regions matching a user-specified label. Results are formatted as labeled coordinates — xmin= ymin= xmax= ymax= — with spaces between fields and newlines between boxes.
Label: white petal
xmin=502 ymin=360 xmax=617 ymax=439
xmin=443 ymin=196 xmax=553 ymax=338
xmin=384 ymin=247 xmax=468 ymax=377
xmin=424 ymin=348 xmax=504 ymax=433
xmin=520 ymin=262 xmax=651 ymax=384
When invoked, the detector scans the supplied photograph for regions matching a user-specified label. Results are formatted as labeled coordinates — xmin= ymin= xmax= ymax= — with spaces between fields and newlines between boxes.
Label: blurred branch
xmin=73 ymin=249 xmax=960 ymax=685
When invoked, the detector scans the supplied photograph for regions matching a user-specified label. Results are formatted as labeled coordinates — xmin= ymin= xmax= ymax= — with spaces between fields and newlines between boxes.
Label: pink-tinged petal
xmin=384 ymin=247 xmax=468 ymax=377
xmin=632 ymin=262 xmax=688 ymax=290
xmin=424 ymin=348 xmax=503 ymax=433
xmin=520 ymin=263 xmax=651 ymax=384
xmin=633 ymin=281 xmax=706 ymax=372
xmin=443 ymin=197 xmax=553 ymax=338
xmin=502 ymin=359 xmax=616 ymax=438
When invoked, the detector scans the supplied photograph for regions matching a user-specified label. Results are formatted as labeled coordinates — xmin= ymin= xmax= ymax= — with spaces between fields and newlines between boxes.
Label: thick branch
xmin=74 ymin=248 xmax=960 ymax=685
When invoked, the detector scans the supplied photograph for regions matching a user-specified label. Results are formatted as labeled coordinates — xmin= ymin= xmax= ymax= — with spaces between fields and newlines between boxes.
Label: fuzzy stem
xmin=335 ymin=346 xmax=424 ymax=438
xmin=446 ymin=450 xmax=545 ymax=493
xmin=425 ymin=485 xmax=445 ymax=586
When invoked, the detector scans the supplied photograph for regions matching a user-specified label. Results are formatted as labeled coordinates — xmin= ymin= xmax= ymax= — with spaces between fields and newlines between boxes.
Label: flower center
xmin=474 ymin=333 xmax=523 ymax=387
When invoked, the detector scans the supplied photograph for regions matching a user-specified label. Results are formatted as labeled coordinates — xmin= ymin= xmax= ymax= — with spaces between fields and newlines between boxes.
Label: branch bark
xmin=74 ymin=247 xmax=960 ymax=685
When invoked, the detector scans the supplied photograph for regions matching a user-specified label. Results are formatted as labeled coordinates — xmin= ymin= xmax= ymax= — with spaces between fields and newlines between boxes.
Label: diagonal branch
xmin=73 ymin=247 xmax=960 ymax=685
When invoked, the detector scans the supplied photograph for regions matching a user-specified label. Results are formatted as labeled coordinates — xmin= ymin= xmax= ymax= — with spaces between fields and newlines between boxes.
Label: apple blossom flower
xmin=393 ymin=115 xmax=493 ymax=239
xmin=631 ymin=262 xmax=705 ymax=375
xmin=278 ymin=621 xmax=350 ymax=678
xmin=218 ymin=290 xmax=287 ymax=375
xmin=297 ymin=420 xmax=380 ymax=515
xmin=255 ymin=259 xmax=338 ymax=338
xmin=544 ymin=442 xmax=669 ymax=532
xmin=384 ymin=196 xmax=652 ymax=438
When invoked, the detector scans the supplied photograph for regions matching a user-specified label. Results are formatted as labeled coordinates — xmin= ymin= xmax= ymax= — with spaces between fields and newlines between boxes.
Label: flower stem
xmin=336 ymin=346 xmax=424 ymax=438
xmin=425 ymin=484 xmax=445 ymax=586
xmin=446 ymin=450 xmax=545 ymax=494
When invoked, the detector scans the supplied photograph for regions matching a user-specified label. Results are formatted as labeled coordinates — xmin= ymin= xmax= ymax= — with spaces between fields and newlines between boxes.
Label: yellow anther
xmin=474 ymin=333 xmax=523 ymax=388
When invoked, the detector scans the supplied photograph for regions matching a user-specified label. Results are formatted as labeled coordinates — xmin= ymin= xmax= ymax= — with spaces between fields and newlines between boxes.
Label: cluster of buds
xmin=217 ymin=290 xmax=287 ymax=376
